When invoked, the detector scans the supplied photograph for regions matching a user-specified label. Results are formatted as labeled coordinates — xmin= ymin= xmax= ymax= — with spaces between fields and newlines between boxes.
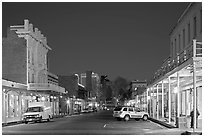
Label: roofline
xmin=169 ymin=2 xmax=193 ymax=36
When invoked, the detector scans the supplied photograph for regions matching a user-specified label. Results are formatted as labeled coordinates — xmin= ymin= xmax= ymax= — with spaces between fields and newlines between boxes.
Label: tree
xmin=105 ymin=85 xmax=113 ymax=101
xmin=112 ymin=76 xmax=131 ymax=102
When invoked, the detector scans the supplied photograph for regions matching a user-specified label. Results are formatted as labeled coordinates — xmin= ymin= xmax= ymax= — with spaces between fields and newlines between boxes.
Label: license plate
xmin=28 ymin=119 xmax=33 ymax=121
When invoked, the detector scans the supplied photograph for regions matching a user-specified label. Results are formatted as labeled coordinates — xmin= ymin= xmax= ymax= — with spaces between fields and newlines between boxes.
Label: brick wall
xmin=2 ymin=30 xmax=27 ymax=84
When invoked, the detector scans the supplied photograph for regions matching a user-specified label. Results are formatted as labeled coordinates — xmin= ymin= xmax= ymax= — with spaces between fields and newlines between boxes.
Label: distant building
xmin=58 ymin=75 xmax=78 ymax=98
xmin=48 ymin=72 xmax=59 ymax=86
xmin=79 ymin=71 xmax=100 ymax=99
xmin=131 ymin=81 xmax=147 ymax=108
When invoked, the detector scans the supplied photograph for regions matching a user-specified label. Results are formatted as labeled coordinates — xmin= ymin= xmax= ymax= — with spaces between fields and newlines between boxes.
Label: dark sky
xmin=2 ymin=2 xmax=189 ymax=81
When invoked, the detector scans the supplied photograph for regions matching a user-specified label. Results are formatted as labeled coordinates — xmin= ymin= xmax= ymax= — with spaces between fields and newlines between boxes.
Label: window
xmin=129 ymin=107 xmax=133 ymax=112
xmin=193 ymin=16 xmax=197 ymax=38
xmin=32 ymin=52 xmax=34 ymax=65
xmin=32 ymin=73 xmax=34 ymax=83
xmin=179 ymin=34 xmax=181 ymax=52
xmin=28 ymin=50 xmax=30 ymax=63
xmin=183 ymin=29 xmax=185 ymax=48
xmin=28 ymin=72 xmax=30 ymax=83
xmin=171 ymin=41 xmax=173 ymax=57
xmin=188 ymin=23 xmax=190 ymax=43
xmin=175 ymin=38 xmax=177 ymax=56
xmin=200 ymin=10 xmax=202 ymax=33
xmin=123 ymin=108 xmax=127 ymax=111
xmin=114 ymin=106 xmax=122 ymax=111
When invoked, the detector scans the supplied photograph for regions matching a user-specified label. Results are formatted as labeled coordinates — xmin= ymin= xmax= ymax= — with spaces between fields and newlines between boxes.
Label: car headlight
xmin=35 ymin=114 xmax=40 ymax=117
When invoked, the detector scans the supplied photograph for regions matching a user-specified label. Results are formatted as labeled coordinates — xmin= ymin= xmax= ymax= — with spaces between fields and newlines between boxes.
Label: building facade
xmin=2 ymin=20 xmax=66 ymax=124
xmin=79 ymin=71 xmax=100 ymax=99
xmin=144 ymin=3 xmax=202 ymax=129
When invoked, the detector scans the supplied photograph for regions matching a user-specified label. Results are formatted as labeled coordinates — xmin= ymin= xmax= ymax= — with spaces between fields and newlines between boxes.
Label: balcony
xmin=148 ymin=40 xmax=202 ymax=85
xmin=27 ymin=83 xmax=65 ymax=93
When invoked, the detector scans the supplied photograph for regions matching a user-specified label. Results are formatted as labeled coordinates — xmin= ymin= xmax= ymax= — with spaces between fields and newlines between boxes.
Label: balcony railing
xmin=28 ymin=83 xmax=65 ymax=93
xmin=148 ymin=40 xmax=202 ymax=85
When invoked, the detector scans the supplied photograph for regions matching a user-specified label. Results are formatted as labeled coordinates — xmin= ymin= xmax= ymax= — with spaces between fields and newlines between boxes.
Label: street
xmin=2 ymin=110 xmax=183 ymax=135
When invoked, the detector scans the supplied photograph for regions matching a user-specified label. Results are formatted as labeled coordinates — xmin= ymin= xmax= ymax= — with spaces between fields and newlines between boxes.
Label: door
xmin=128 ymin=107 xmax=135 ymax=118
xmin=134 ymin=108 xmax=143 ymax=118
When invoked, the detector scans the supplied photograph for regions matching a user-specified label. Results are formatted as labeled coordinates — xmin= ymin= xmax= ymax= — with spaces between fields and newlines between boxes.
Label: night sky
xmin=2 ymin=2 xmax=189 ymax=81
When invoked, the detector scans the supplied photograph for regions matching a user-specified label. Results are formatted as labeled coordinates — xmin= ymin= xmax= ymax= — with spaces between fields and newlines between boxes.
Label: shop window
xmin=5 ymin=94 xmax=8 ymax=118
xmin=15 ymin=95 xmax=19 ymax=117
xmin=9 ymin=94 xmax=15 ymax=118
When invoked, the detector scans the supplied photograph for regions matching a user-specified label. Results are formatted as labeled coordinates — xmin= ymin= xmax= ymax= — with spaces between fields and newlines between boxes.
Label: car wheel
xmin=39 ymin=116 xmax=43 ymax=123
xmin=124 ymin=115 xmax=130 ymax=121
xmin=25 ymin=121 xmax=28 ymax=124
xmin=117 ymin=118 xmax=121 ymax=121
xmin=135 ymin=118 xmax=140 ymax=121
xmin=143 ymin=115 xmax=148 ymax=121
xmin=47 ymin=115 xmax=50 ymax=122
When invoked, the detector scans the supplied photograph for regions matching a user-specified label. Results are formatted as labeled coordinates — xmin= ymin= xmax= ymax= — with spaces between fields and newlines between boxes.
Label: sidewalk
xmin=149 ymin=117 xmax=202 ymax=135
xmin=2 ymin=113 xmax=81 ymax=127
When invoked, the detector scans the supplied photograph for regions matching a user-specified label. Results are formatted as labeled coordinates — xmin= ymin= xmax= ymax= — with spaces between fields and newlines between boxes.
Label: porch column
xmin=177 ymin=72 xmax=180 ymax=117
xmin=153 ymin=85 xmax=156 ymax=119
xmin=168 ymin=77 xmax=171 ymax=123
xmin=193 ymin=39 xmax=197 ymax=131
xmin=157 ymin=84 xmax=159 ymax=119
xmin=162 ymin=80 xmax=164 ymax=118
xmin=150 ymin=87 xmax=152 ymax=117
xmin=146 ymin=89 xmax=148 ymax=113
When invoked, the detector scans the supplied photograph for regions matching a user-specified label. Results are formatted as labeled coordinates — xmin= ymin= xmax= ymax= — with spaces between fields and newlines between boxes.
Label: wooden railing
xmin=148 ymin=40 xmax=202 ymax=85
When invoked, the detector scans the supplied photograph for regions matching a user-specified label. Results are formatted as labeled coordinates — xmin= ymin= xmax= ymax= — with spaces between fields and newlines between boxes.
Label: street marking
xmin=143 ymin=129 xmax=150 ymax=131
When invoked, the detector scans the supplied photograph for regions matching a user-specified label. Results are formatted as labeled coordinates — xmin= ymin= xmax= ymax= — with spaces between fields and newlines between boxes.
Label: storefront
xmin=144 ymin=40 xmax=202 ymax=129
xmin=2 ymin=79 xmax=50 ymax=124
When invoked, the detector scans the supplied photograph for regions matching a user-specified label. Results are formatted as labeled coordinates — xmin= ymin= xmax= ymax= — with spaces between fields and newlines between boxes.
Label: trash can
xmin=176 ymin=117 xmax=187 ymax=128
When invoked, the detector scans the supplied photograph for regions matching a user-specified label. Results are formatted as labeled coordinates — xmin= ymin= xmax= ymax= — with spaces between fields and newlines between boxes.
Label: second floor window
xmin=183 ymin=29 xmax=185 ymax=48
xmin=179 ymin=34 xmax=181 ymax=52
xmin=188 ymin=23 xmax=190 ymax=43
xmin=193 ymin=16 xmax=197 ymax=38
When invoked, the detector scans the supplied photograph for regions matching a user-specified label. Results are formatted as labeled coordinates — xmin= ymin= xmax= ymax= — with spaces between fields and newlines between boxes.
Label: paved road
xmin=2 ymin=110 xmax=182 ymax=135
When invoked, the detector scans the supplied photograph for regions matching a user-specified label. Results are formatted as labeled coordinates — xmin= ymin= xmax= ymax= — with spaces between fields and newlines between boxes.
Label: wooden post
xmin=162 ymin=80 xmax=164 ymax=118
xmin=157 ymin=84 xmax=159 ymax=119
xmin=168 ymin=77 xmax=171 ymax=124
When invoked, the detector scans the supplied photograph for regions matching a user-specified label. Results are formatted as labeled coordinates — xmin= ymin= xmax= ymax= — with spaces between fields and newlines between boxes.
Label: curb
xmin=2 ymin=121 xmax=23 ymax=127
xmin=148 ymin=117 xmax=202 ymax=135
xmin=2 ymin=113 xmax=84 ymax=127
xmin=148 ymin=117 xmax=176 ymax=128
xmin=181 ymin=131 xmax=202 ymax=135
xmin=2 ymin=115 xmax=66 ymax=127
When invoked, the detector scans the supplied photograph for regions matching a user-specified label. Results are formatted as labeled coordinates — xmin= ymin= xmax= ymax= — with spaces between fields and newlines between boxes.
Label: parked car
xmin=113 ymin=106 xmax=149 ymax=121
xmin=92 ymin=107 xmax=98 ymax=112
xmin=22 ymin=102 xmax=52 ymax=124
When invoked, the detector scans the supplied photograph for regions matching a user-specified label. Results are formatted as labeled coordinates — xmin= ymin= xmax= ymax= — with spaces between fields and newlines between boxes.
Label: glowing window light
xmin=41 ymin=97 xmax=45 ymax=101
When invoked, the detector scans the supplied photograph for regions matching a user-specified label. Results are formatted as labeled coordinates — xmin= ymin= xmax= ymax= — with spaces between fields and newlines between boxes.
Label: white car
xmin=23 ymin=106 xmax=52 ymax=124
xmin=113 ymin=106 xmax=149 ymax=121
